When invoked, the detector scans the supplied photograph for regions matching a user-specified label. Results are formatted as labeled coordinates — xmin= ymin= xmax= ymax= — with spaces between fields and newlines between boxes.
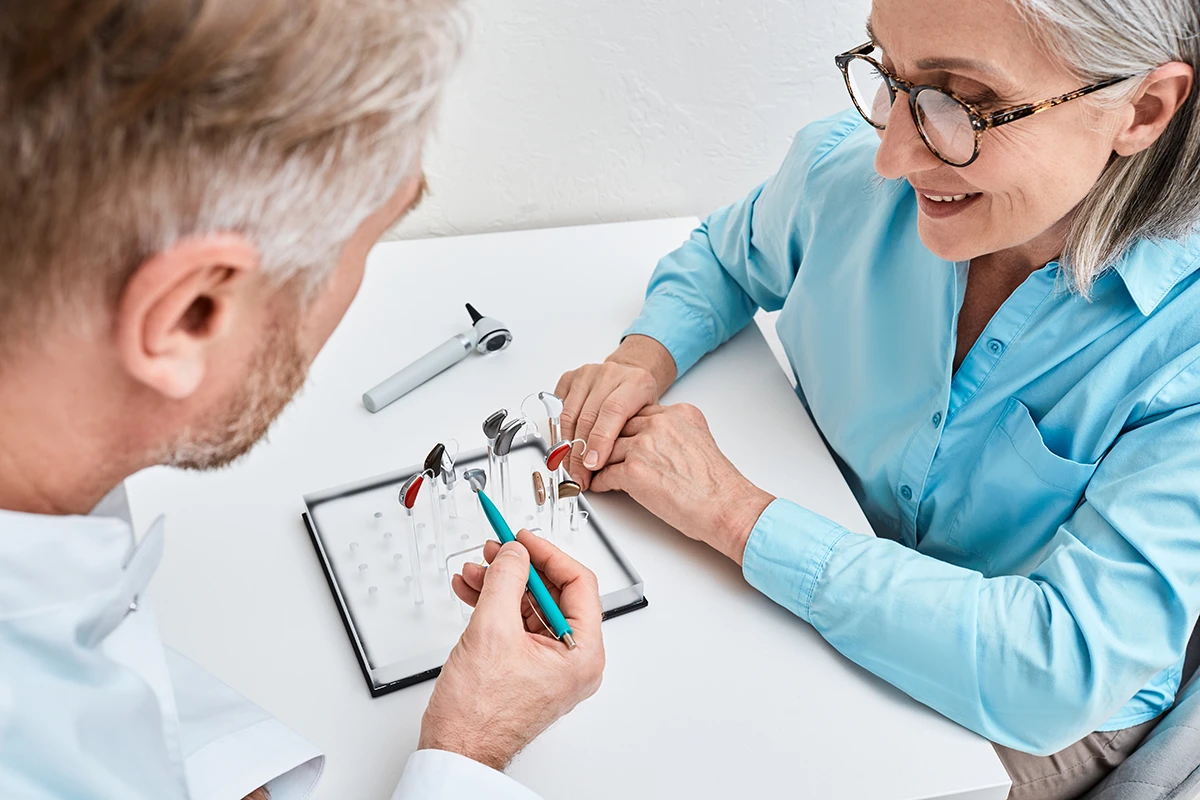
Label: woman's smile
xmin=914 ymin=186 xmax=984 ymax=218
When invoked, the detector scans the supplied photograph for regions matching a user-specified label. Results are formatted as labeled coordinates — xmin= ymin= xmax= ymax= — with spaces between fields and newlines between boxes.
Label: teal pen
xmin=466 ymin=471 xmax=576 ymax=649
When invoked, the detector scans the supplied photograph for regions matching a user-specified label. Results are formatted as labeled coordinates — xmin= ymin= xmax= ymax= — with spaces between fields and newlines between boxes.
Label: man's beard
xmin=159 ymin=319 xmax=308 ymax=471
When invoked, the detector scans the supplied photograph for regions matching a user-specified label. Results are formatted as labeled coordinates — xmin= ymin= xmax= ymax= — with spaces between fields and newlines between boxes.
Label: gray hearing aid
xmin=493 ymin=419 xmax=526 ymax=514
xmin=464 ymin=469 xmax=487 ymax=493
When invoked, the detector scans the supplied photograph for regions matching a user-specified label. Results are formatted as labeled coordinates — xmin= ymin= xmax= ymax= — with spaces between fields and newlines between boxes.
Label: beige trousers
xmin=993 ymin=714 xmax=1162 ymax=800
xmin=994 ymin=623 xmax=1199 ymax=799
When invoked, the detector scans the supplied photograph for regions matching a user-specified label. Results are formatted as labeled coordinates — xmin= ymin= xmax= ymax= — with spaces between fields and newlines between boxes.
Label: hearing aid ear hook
xmin=513 ymin=394 xmax=550 ymax=443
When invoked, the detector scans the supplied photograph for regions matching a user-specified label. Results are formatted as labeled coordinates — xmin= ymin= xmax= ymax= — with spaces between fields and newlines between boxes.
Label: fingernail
xmin=584 ymin=452 xmax=599 ymax=469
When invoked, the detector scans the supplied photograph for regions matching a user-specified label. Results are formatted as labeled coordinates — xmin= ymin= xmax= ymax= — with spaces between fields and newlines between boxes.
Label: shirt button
xmin=987 ymin=338 xmax=1004 ymax=354
xmin=900 ymin=485 xmax=913 ymax=500
xmin=931 ymin=412 xmax=942 ymax=428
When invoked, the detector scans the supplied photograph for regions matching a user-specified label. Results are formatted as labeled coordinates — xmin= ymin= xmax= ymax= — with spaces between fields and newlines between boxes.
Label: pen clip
xmin=524 ymin=588 xmax=554 ymax=638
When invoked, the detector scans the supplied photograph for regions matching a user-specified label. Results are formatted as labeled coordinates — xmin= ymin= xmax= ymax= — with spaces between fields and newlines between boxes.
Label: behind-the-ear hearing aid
xmin=482 ymin=409 xmax=507 ymax=488
xmin=538 ymin=392 xmax=564 ymax=443
xmin=494 ymin=419 xmax=526 ymax=514
xmin=362 ymin=303 xmax=513 ymax=413
xmin=556 ymin=479 xmax=584 ymax=533
xmin=422 ymin=443 xmax=450 ymax=569
xmin=397 ymin=474 xmax=426 ymax=604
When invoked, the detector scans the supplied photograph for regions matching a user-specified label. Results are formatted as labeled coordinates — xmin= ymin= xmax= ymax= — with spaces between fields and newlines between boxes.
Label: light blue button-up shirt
xmin=626 ymin=109 xmax=1200 ymax=755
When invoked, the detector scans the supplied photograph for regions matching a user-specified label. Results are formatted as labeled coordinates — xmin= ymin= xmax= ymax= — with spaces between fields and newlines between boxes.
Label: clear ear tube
xmin=398 ymin=474 xmax=426 ymax=605
xmin=439 ymin=442 xmax=461 ymax=520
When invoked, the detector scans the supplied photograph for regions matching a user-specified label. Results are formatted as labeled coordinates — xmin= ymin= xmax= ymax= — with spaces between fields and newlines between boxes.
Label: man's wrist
xmin=713 ymin=482 xmax=775 ymax=566
xmin=418 ymin=714 xmax=514 ymax=772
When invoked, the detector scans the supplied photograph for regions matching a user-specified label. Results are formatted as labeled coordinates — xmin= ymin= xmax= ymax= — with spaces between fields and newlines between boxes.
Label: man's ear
xmin=1113 ymin=62 xmax=1194 ymax=157
xmin=115 ymin=234 xmax=261 ymax=400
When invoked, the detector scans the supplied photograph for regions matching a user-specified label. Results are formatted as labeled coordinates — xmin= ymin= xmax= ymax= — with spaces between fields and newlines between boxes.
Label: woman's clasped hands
xmin=555 ymin=342 xmax=774 ymax=565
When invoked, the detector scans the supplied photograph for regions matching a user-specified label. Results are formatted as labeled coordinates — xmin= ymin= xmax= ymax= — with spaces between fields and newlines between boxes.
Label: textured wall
xmin=389 ymin=0 xmax=872 ymax=240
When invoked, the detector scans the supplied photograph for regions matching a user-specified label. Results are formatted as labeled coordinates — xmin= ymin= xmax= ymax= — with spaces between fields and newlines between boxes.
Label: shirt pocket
xmin=944 ymin=397 xmax=1099 ymax=575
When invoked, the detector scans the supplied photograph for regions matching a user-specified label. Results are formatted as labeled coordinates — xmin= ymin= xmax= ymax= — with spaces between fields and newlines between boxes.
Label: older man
xmin=0 ymin=2 xmax=598 ymax=798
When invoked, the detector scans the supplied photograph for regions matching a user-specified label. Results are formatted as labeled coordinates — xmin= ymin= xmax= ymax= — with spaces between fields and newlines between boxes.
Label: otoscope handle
xmin=363 ymin=333 xmax=473 ymax=413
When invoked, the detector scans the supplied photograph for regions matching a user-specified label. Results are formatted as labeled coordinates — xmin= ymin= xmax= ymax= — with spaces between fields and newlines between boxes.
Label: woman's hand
xmin=590 ymin=403 xmax=775 ymax=565
xmin=421 ymin=532 xmax=605 ymax=771
xmin=555 ymin=335 xmax=677 ymax=490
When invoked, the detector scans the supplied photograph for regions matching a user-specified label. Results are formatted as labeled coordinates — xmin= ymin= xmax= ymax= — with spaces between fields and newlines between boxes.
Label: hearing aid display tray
xmin=302 ymin=440 xmax=648 ymax=697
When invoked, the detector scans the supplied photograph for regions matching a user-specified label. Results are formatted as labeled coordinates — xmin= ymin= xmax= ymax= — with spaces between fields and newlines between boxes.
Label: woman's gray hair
xmin=1013 ymin=0 xmax=1200 ymax=295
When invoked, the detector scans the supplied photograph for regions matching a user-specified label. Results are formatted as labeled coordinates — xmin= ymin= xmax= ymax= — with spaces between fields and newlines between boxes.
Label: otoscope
xmin=362 ymin=303 xmax=513 ymax=413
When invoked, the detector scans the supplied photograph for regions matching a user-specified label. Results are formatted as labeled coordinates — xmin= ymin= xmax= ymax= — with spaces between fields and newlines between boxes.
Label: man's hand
xmin=556 ymin=334 xmax=677 ymax=490
xmin=591 ymin=403 xmax=775 ymax=565
xmin=418 ymin=531 xmax=605 ymax=771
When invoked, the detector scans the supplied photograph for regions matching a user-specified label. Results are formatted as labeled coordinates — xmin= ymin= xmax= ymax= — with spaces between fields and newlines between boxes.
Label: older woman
xmin=556 ymin=0 xmax=1198 ymax=797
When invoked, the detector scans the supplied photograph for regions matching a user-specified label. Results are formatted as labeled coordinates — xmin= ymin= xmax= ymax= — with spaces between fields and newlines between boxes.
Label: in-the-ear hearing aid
xmin=463 ymin=468 xmax=486 ymax=493
xmin=362 ymin=303 xmax=513 ymax=413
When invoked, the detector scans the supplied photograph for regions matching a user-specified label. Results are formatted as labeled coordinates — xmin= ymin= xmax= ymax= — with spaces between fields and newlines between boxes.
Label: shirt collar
xmin=0 ymin=484 xmax=162 ymax=624
xmin=1112 ymin=232 xmax=1200 ymax=316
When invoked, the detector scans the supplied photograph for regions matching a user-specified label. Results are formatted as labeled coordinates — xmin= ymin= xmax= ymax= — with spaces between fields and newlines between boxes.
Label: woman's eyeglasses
xmin=835 ymin=41 xmax=1129 ymax=167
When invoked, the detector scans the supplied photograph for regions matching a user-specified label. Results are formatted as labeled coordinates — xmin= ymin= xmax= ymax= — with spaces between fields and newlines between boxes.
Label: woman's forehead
xmin=869 ymin=0 xmax=1053 ymax=87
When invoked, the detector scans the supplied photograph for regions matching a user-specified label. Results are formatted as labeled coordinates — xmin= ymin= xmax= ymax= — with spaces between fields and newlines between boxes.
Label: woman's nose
xmin=874 ymin=95 xmax=941 ymax=180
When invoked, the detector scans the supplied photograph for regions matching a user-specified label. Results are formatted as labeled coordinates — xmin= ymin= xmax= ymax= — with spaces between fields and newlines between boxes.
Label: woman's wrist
xmin=712 ymin=481 xmax=776 ymax=566
xmin=606 ymin=335 xmax=678 ymax=400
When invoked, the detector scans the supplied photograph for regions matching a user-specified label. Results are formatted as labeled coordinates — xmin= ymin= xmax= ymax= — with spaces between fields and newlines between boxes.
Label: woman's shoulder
xmin=777 ymin=108 xmax=888 ymax=190
xmin=762 ymin=108 xmax=916 ymax=246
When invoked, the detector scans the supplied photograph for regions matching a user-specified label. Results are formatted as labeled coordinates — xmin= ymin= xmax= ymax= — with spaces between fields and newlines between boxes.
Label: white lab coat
xmin=0 ymin=485 xmax=539 ymax=800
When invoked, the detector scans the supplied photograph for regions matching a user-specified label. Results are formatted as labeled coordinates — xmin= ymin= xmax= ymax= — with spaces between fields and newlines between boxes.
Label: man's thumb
xmin=472 ymin=541 xmax=531 ymax=632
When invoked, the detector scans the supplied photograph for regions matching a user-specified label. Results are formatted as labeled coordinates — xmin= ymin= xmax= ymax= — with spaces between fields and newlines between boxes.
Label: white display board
xmin=303 ymin=439 xmax=647 ymax=695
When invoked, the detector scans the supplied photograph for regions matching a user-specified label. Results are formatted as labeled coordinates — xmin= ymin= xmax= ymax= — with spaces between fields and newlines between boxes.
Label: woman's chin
xmin=916 ymin=220 xmax=987 ymax=264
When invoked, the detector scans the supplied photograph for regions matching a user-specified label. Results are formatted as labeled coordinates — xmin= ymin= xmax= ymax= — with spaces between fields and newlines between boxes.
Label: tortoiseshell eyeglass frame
xmin=835 ymin=41 xmax=1130 ymax=167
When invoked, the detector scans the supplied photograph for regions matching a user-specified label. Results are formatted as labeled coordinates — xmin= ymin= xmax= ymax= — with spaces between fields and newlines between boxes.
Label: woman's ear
xmin=1113 ymin=62 xmax=1194 ymax=157
xmin=115 ymin=234 xmax=260 ymax=400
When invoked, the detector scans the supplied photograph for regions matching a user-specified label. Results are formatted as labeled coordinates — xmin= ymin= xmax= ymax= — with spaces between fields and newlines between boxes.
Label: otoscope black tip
xmin=465 ymin=303 xmax=484 ymax=324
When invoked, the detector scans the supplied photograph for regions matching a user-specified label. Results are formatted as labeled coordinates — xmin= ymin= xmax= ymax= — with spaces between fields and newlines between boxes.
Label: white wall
xmin=389 ymin=0 xmax=872 ymax=240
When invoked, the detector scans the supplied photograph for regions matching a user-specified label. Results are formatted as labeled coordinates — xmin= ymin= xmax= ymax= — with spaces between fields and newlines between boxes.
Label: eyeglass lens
xmin=846 ymin=56 xmax=977 ymax=165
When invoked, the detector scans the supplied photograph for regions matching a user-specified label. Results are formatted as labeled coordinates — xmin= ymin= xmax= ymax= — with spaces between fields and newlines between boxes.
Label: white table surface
xmin=128 ymin=217 xmax=1011 ymax=800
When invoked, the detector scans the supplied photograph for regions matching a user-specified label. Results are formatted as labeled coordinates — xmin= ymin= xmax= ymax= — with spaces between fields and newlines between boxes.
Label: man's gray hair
xmin=0 ymin=0 xmax=466 ymax=352
xmin=1013 ymin=0 xmax=1200 ymax=294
